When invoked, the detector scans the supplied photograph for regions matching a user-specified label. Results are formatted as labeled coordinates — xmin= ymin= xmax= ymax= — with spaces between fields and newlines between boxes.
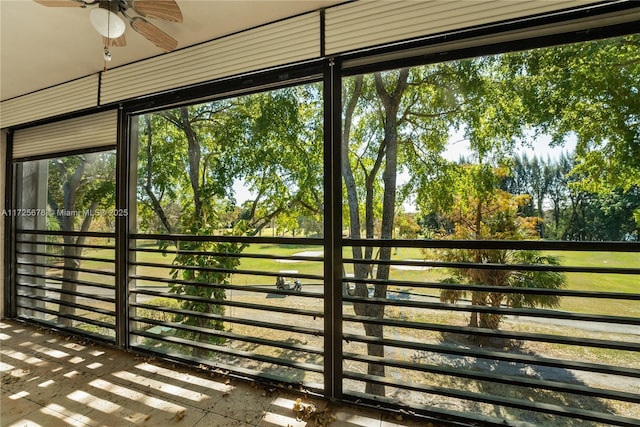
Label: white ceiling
xmin=0 ymin=0 xmax=342 ymax=101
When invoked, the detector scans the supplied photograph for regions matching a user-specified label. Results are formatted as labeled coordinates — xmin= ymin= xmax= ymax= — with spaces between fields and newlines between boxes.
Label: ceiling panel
xmin=0 ymin=0 xmax=341 ymax=101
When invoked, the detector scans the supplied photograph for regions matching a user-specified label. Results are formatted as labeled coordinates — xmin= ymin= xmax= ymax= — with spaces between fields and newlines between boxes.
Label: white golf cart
xmin=275 ymin=270 xmax=302 ymax=291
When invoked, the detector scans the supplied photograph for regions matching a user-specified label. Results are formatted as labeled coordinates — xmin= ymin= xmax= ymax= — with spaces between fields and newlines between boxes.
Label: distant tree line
xmin=500 ymin=153 xmax=639 ymax=241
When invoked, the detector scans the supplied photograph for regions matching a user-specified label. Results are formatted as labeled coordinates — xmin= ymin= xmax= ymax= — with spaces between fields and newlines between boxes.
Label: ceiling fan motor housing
xmin=97 ymin=0 xmax=127 ymax=14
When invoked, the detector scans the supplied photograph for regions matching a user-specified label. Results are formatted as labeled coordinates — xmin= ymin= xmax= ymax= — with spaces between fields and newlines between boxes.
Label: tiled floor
xmin=0 ymin=320 xmax=430 ymax=427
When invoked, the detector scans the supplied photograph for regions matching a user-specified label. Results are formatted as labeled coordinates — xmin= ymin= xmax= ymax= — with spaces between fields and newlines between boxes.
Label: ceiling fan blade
xmin=130 ymin=0 xmax=183 ymax=23
xmin=103 ymin=34 xmax=127 ymax=47
xmin=33 ymin=0 xmax=85 ymax=6
xmin=130 ymin=17 xmax=178 ymax=52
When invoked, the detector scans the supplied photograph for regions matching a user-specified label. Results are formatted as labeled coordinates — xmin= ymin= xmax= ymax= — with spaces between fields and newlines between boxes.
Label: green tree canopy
xmin=506 ymin=34 xmax=640 ymax=193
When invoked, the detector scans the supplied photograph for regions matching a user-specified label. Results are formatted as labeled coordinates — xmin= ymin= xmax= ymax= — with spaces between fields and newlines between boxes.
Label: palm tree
xmin=439 ymin=248 xmax=565 ymax=330
xmin=435 ymin=180 xmax=566 ymax=331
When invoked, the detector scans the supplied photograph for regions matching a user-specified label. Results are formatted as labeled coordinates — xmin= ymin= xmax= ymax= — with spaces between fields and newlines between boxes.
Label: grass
xmin=73 ymin=242 xmax=639 ymax=317
xmin=545 ymin=250 xmax=640 ymax=293
xmin=542 ymin=250 xmax=640 ymax=317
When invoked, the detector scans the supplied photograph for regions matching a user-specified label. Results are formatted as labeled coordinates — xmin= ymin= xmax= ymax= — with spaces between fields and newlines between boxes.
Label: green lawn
xmin=74 ymin=242 xmax=638 ymax=316
xmin=545 ymin=250 xmax=639 ymax=293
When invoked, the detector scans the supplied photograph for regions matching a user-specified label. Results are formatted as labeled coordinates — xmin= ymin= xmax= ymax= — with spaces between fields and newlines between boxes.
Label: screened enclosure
xmin=4 ymin=2 xmax=639 ymax=426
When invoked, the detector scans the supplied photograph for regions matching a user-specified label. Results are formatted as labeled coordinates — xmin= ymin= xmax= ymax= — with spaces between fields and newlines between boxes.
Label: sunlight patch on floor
xmin=111 ymin=369 xmax=209 ymax=402
xmin=66 ymin=389 xmax=122 ymax=414
xmin=134 ymin=361 xmax=233 ymax=393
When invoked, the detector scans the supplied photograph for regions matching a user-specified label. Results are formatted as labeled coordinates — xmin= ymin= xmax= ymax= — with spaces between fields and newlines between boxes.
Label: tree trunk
xmin=53 ymin=158 xmax=91 ymax=327
xmin=58 ymin=240 xmax=81 ymax=327
xmin=193 ymin=312 xmax=211 ymax=358
xmin=342 ymin=70 xmax=410 ymax=396
xmin=469 ymin=197 xmax=484 ymax=331
xmin=469 ymin=297 xmax=479 ymax=328
xmin=57 ymin=199 xmax=99 ymax=327
xmin=180 ymin=107 xmax=202 ymax=219
xmin=175 ymin=108 xmax=229 ymax=358
xmin=144 ymin=116 xmax=173 ymax=233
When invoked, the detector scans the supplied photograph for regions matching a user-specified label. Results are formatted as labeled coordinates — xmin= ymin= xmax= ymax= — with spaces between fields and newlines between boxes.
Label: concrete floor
xmin=0 ymin=320 xmax=431 ymax=427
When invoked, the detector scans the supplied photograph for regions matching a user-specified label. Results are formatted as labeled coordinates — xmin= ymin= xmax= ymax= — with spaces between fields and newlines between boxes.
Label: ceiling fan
xmin=33 ymin=0 xmax=183 ymax=53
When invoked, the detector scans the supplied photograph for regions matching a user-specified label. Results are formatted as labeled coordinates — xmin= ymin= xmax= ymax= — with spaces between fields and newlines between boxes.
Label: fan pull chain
xmin=103 ymin=46 xmax=112 ymax=72
xmin=103 ymin=3 xmax=113 ymax=72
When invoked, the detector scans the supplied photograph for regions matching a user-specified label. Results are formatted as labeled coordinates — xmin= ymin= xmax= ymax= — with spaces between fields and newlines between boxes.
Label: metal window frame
xmin=2 ymin=3 xmax=639 ymax=426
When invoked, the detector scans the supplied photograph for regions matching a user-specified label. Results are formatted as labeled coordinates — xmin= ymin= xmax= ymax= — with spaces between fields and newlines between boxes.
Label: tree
xmin=342 ymin=34 xmax=639 ymax=395
xmin=482 ymin=35 xmax=640 ymax=241
xmin=237 ymin=85 xmax=324 ymax=232
xmin=410 ymin=52 xmax=548 ymax=331
xmin=433 ymin=166 xmax=566 ymax=331
xmin=169 ymin=202 xmax=245 ymax=355
xmin=47 ymin=151 xmax=116 ymax=327
xmin=342 ymin=61 xmax=478 ymax=395
xmin=140 ymin=86 xmax=324 ymax=237
xmin=137 ymin=84 xmax=324 ymax=355
xmin=137 ymin=114 xmax=183 ymax=234
xmin=342 ymin=71 xmax=407 ymax=396
xmin=500 ymin=154 xmax=535 ymax=217
xmin=508 ymin=34 xmax=640 ymax=194
xmin=151 ymin=105 xmax=244 ymax=355
xmin=132 ymin=33 xmax=638 ymax=388
xmin=543 ymin=153 xmax=572 ymax=238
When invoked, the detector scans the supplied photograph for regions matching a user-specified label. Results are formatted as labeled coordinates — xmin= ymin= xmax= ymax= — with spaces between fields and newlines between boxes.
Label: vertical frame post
xmin=126 ymin=113 xmax=139 ymax=347
xmin=3 ymin=132 xmax=16 ymax=319
xmin=115 ymin=107 xmax=130 ymax=348
xmin=323 ymin=57 xmax=343 ymax=400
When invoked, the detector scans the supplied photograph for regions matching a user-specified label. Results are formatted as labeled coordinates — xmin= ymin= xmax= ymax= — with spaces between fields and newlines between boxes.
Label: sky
xmin=232 ymin=131 xmax=578 ymax=207
xmin=442 ymin=128 xmax=577 ymax=162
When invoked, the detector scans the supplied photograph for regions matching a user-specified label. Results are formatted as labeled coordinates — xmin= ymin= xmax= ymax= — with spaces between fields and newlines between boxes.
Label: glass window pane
xmin=130 ymin=82 xmax=325 ymax=386
xmin=14 ymin=150 xmax=116 ymax=337
xmin=341 ymin=34 xmax=639 ymax=423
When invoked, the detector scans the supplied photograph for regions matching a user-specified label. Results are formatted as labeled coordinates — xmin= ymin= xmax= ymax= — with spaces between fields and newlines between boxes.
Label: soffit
xmin=0 ymin=0 xmax=342 ymax=101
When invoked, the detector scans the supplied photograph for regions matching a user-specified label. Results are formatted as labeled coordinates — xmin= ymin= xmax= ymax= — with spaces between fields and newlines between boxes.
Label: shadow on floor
xmin=0 ymin=320 xmax=428 ymax=427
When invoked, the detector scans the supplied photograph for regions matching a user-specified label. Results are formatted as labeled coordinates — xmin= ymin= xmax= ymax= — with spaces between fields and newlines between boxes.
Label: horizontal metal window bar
xmin=130 ymin=302 xmax=324 ymax=337
xmin=130 ymin=261 xmax=325 ymax=282
xmin=131 ymin=329 xmax=324 ymax=374
xmin=17 ymin=229 xmax=115 ymax=238
xmin=343 ymin=258 xmax=640 ymax=275
xmin=342 ymin=351 xmax=640 ymax=404
xmin=131 ymin=288 xmax=325 ymax=318
xmin=16 ymin=281 xmax=116 ymax=304
xmin=17 ymin=305 xmax=116 ymax=331
xmin=342 ymin=332 xmax=640 ymax=378
xmin=342 ymin=295 xmax=640 ymax=326
xmin=342 ymin=314 xmax=640 ymax=352
xmin=17 ymin=272 xmax=116 ymax=291
xmin=16 ymin=260 xmax=116 ymax=277
xmin=17 ymin=293 xmax=116 ymax=317
xmin=130 ymin=341 xmax=324 ymax=391
xmin=345 ymin=239 xmax=640 ymax=252
xmin=344 ymin=276 xmax=640 ymax=299
xmin=17 ymin=249 xmax=115 ymax=264
xmin=131 ymin=275 xmax=323 ymax=299
xmin=132 ymin=316 xmax=324 ymax=356
xmin=342 ymin=371 xmax=639 ymax=427
xmin=16 ymin=239 xmax=116 ymax=251
xmin=132 ymin=247 xmax=324 ymax=262
xmin=132 ymin=234 xmax=323 ymax=246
